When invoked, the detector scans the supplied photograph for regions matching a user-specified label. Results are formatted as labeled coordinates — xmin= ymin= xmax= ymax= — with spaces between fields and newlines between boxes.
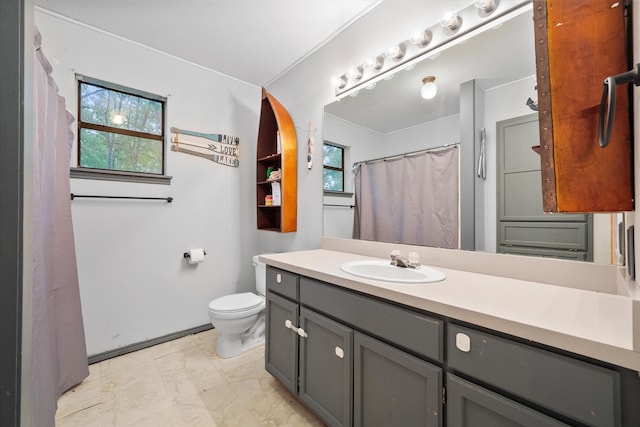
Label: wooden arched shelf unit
xmin=256 ymin=88 xmax=297 ymax=232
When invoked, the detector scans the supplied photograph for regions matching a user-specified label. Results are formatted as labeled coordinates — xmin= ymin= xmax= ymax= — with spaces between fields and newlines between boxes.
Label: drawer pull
xmin=276 ymin=273 xmax=282 ymax=283
xmin=284 ymin=319 xmax=308 ymax=338
xmin=335 ymin=346 xmax=344 ymax=359
xmin=455 ymin=332 xmax=471 ymax=352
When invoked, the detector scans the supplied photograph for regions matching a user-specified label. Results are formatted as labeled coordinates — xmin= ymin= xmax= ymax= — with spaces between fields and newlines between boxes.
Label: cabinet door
xmin=354 ymin=332 xmax=442 ymax=427
xmin=299 ymin=308 xmax=353 ymax=427
xmin=446 ymin=374 xmax=569 ymax=427
xmin=265 ymin=292 xmax=299 ymax=394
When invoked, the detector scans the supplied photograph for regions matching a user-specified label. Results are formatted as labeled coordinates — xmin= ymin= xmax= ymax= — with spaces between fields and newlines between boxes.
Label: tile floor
xmin=55 ymin=329 xmax=324 ymax=426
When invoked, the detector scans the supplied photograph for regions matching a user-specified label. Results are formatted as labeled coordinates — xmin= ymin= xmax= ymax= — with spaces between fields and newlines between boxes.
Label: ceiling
xmin=33 ymin=0 xmax=534 ymax=133
xmin=33 ymin=0 xmax=382 ymax=86
xmin=33 ymin=0 xmax=479 ymax=88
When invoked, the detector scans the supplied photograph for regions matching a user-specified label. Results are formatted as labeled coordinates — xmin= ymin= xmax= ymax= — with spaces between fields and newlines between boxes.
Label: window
xmin=323 ymin=142 xmax=345 ymax=192
xmin=77 ymin=76 xmax=166 ymax=178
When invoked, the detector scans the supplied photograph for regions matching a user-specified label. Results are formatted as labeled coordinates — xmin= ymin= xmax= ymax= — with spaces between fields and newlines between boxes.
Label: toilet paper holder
xmin=183 ymin=250 xmax=207 ymax=259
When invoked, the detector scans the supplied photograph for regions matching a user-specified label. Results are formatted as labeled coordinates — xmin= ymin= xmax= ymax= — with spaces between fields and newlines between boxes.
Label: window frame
xmin=323 ymin=141 xmax=351 ymax=195
xmin=73 ymin=75 xmax=171 ymax=184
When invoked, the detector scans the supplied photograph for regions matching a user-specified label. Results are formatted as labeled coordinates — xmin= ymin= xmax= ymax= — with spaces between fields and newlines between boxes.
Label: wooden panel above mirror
xmin=533 ymin=0 xmax=633 ymax=213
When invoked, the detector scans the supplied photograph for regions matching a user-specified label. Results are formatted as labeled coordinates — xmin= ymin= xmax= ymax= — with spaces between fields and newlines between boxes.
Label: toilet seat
xmin=209 ymin=292 xmax=264 ymax=318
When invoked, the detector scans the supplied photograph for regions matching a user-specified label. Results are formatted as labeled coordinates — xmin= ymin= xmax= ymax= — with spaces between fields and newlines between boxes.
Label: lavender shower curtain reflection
xmin=353 ymin=145 xmax=459 ymax=248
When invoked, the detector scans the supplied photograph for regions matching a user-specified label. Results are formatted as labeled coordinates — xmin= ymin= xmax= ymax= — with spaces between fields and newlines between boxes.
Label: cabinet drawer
xmin=498 ymin=245 xmax=587 ymax=261
xmin=446 ymin=374 xmax=569 ymax=427
xmin=498 ymin=221 xmax=587 ymax=251
xmin=300 ymin=277 xmax=442 ymax=363
xmin=266 ymin=267 xmax=299 ymax=300
xmin=448 ymin=324 xmax=620 ymax=427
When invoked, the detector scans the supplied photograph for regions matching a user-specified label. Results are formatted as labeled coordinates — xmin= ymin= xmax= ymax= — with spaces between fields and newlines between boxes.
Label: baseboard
xmin=88 ymin=324 xmax=214 ymax=364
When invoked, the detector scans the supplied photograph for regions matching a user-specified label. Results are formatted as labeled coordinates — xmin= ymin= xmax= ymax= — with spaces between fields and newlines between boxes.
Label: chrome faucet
xmin=390 ymin=250 xmax=420 ymax=269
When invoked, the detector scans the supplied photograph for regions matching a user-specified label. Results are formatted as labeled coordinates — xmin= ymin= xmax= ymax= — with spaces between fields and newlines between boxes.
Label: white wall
xmin=36 ymin=10 xmax=262 ymax=356
xmin=482 ymin=76 xmax=538 ymax=252
xmin=382 ymin=115 xmax=460 ymax=155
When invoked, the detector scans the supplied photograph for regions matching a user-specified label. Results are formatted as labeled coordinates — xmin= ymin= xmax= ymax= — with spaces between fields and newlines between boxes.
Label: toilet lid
xmin=208 ymin=292 xmax=263 ymax=313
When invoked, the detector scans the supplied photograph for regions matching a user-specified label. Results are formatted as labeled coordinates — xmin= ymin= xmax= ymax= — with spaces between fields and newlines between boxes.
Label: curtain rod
xmin=353 ymin=142 xmax=459 ymax=167
xmin=70 ymin=193 xmax=173 ymax=203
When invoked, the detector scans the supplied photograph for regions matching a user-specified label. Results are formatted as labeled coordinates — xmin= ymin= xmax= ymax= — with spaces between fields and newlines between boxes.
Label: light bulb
xmin=474 ymin=0 xmax=496 ymax=12
xmin=365 ymin=56 xmax=384 ymax=71
xmin=440 ymin=11 xmax=460 ymax=31
xmin=385 ymin=44 xmax=405 ymax=61
xmin=421 ymin=76 xmax=438 ymax=100
xmin=333 ymin=75 xmax=348 ymax=90
xmin=410 ymin=29 xmax=431 ymax=47
xmin=348 ymin=66 xmax=364 ymax=80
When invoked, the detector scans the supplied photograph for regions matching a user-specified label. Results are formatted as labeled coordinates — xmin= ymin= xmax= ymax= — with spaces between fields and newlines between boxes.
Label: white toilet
xmin=208 ymin=255 xmax=266 ymax=358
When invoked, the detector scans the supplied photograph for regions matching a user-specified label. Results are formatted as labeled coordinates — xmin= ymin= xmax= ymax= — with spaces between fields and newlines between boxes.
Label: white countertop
xmin=260 ymin=249 xmax=640 ymax=371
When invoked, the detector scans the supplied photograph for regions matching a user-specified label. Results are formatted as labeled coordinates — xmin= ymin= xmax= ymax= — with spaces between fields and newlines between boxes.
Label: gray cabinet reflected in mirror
xmin=322 ymin=4 xmax=626 ymax=265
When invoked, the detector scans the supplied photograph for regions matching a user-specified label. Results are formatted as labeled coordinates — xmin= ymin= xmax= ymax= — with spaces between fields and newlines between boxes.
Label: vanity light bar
xmin=334 ymin=0 xmax=533 ymax=99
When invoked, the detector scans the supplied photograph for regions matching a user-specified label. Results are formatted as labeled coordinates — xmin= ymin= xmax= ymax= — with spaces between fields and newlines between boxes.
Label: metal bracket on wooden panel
xmin=599 ymin=63 xmax=640 ymax=148
xmin=627 ymin=226 xmax=635 ymax=280
xmin=532 ymin=0 xmax=557 ymax=213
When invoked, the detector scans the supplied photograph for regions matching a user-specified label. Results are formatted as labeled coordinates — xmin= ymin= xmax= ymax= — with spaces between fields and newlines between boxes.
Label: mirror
xmin=322 ymin=8 xmax=625 ymax=265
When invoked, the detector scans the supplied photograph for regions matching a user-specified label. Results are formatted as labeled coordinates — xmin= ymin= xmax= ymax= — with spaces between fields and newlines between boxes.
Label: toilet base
xmin=216 ymin=331 xmax=265 ymax=359
xmin=215 ymin=312 xmax=266 ymax=358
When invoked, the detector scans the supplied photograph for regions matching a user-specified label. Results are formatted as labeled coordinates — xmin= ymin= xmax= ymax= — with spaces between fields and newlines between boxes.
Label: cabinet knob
xmin=335 ymin=346 xmax=344 ymax=359
xmin=455 ymin=332 xmax=471 ymax=352
xmin=276 ymin=273 xmax=282 ymax=283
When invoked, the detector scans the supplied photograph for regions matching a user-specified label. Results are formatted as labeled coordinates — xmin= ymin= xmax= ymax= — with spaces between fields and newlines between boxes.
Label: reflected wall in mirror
xmin=322 ymin=6 xmax=625 ymax=265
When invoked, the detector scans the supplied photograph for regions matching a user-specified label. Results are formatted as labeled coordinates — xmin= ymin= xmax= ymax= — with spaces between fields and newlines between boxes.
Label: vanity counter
xmin=260 ymin=249 xmax=640 ymax=371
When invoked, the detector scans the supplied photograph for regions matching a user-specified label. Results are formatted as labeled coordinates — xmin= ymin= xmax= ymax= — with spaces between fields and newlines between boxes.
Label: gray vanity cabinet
xmin=265 ymin=291 xmax=298 ymax=394
xmin=265 ymin=267 xmax=353 ymax=427
xmin=299 ymin=307 xmax=353 ymax=427
xmin=265 ymin=265 xmax=640 ymax=427
xmin=299 ymin=275 xmax=444 ymax=427
xmin=354 ymin=332 xmax=442 ymax=427
xmin=447 ymin=324 xmax=621 ymax=427
xmin=446 ymin=374 xmax=568 ymax=427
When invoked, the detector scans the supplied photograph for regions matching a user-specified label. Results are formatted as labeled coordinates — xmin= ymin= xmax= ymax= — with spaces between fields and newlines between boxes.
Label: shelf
xmin=256 ymin=88 xmax=297 ymax=233
xmin=258 ymin=153 xmax=282 ymax=163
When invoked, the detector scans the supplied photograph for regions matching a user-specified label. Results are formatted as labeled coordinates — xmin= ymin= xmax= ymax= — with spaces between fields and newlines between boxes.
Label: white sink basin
xmin=340 ymin=260 xmax=446 ymax=284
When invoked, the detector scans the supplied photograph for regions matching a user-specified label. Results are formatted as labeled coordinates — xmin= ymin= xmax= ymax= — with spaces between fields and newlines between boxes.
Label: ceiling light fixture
xmin=333 ymin=0 xmax=532 ymax=99
xmin=420 ymin=76 xmax=438 ymax=99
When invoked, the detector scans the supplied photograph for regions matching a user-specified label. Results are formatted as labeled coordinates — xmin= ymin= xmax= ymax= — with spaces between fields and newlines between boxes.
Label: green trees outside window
xmin=78 ymin=79 xmax=165 ymax=174
xmin=323 ymin=143 xmax=344 ymax=192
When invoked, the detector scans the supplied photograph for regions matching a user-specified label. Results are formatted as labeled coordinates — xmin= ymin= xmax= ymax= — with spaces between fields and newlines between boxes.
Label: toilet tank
xmin=253 ymin=255 xmax=266 ymax=296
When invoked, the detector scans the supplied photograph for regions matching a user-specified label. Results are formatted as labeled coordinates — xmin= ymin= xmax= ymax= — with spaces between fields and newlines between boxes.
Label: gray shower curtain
xmin=33 ymin=30 xmax=88 ymax=426
xmin=353 ymin=146 xmax=459 ymax=248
